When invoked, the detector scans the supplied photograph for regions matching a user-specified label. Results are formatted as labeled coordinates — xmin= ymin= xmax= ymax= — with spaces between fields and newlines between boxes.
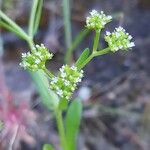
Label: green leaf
xmin=0 ymin=10 xmax=29 ymax=41
xmin=42 ymin=144 xmax=54 ymax=150
xmin=75 ymin=48 xmax=90 ymax=68
xmin=0 ymin=20 xmax=28 ymax=40
xmin=65 ymin=98 xmax=82 ymax=150
xmin=30 ymin=70 xmax=59 ymax=110
xmin=33 ymin=0 xmax=43 ymax=34
xmin=28 ymin=0 xmax=39 ymax=37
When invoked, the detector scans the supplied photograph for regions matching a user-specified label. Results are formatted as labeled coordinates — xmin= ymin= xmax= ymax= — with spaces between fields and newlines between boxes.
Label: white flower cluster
xmin=105 ymin=27 xmax=135 ymax=52
xmin=20 ymin=44 xmax=53 ymax=71
xmin=50 ymin=65 xmax=83 ymax=100
xmin=86 ymin=10 xmax=112 ymax=31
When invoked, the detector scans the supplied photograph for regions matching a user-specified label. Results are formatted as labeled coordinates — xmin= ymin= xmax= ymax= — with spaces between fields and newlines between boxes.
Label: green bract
xmin=50 ymin=65 xmax=83 ymax=100
xmin=20 ymin=44 xmax=53 ymax=71
xmin=86 ymin=10 xmax=112 ymax=31
xmin=105 ymin=27 xmax=135 ymax=52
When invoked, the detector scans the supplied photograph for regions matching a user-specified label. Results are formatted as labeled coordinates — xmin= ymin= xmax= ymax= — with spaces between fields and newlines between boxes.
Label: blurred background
xmin=0 ymin=0 xmax=150 ymax=150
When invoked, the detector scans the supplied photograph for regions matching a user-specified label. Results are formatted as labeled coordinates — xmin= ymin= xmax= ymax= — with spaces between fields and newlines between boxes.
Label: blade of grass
xmin=28 ymin=0 xmax=39 ymax=38
xmin=64 ymin=28 xmax=89 ymax=63
xmin=33 ymin=0 xmax=43 ymax=35
xmin=62 ymin=0 xmax=72 ymax=63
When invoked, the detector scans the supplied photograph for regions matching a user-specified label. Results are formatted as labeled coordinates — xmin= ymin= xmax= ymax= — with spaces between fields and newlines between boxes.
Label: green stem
xmin=78 ymin=47 xmax=110 ymax=70
xmin=78 ymin=54 xmax=94 ymax=70
xmin=43 ymin=67 xmax=54 ymax=79
xmin=94 ymin=47 xmax=110 ymax=57
xmin=55 ymin=110 xmax=68 ymax=150
xmin=28 ymin=0 xmax=39 ymax=38
xmin=62 ymin=0 xmax=72 ymax=63
xmin=63 ymin=0 xmax=72 ymax=48
xmin=93 ymin=30 xmax=101 ymax=52
xmin=0 ymin=10 xmax=29 ymax=41
xmin=27 ymin=38 xmax=35 ymax=49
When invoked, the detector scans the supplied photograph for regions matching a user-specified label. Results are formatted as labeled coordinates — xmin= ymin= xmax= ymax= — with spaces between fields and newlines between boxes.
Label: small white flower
xmin=57 ymin=89 xmax=63 ymax=96
xmin=61 ymin=72 xmax=66 ymax=78
xmin=128 ymin=35 xmax=132 ymax=40
xmin=52 ymin=77 xmax=58 ymax=83
xmin=90 ymin=10 xmax=97 ymax=15
xmin=35 ymin=59 xmax=40 ymax=64
xmin=71 ymin=65 xmax=77 ymax=71
xmin=106 ymin=31 xmax=111 ymax=36
xmin=128 ymin=42 xmax=135 ymax=48
xmin=64 ymin=80 xmax=70 ymax=86
xmin=22 ymin=53 xmax=27 ymax=58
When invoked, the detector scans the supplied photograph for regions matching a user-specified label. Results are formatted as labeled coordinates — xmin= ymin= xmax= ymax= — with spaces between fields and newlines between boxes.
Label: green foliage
xmin=0 ymin=2 xmax=135 ymax=150
xmin=65 ymin=98 xmax=82 ymax=150
xmin=43 ymin=144 xmax=54 ymax=150
xmin=75 ymin=48 xmax=90 ymax=69
xmin=30 ymin=70 xmax=59 ymax=110
xmin=28 ymin=0 xmax=43 ymax=38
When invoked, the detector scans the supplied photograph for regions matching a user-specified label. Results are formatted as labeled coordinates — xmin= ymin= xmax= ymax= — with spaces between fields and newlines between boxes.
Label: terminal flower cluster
xmin=50 ymin=65 xmax=83 ymax=100
xmin=105 ymin=27 xmax=135 ymax=52
xmin=20 ymin=44 xmax=53 ymax=71
xmin=86 ymin=10 xmax=112 ymax=31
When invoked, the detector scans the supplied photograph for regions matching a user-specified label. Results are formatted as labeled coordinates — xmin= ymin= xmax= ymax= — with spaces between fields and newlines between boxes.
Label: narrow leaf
xmin=30 ymin=70 xmax=59 ymax=110
xmin=33 ymin=0 xmax=43 ymax=34
xmin=65 ymin=98 xmax=82 ymax=150
xmin=0 ymin=10 xmax=29 ymax=40
xmin=0 ymin=21 xmax=28 ymax=40
xmin=75 ymin=48 xmax=90 ymax=68
xmin=28 ymin=0 xmax=39 ymax=37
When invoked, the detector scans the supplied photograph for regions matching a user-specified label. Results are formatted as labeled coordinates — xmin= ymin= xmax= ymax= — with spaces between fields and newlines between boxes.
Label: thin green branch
xmin=93 ymin=30 xmax=101 ymax=52
xmin=62 ymin=0 xmax=72 ymax=58
xmin=78 ymin=47 xmax=110 ymax=70
xmin=33 ymin=0 xmax=43 ymax=35
xmin=55 ymin=110 xmax=68 ymax=150
xmin=43 ymin=67 xmax=54 ymax=79
xmin=0 ymin=20 xmax=28 ymax=40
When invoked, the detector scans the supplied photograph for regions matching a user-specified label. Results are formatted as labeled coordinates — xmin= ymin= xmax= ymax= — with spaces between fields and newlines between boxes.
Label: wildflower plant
xmin=0 ymin=1 xmax=135 ymax=149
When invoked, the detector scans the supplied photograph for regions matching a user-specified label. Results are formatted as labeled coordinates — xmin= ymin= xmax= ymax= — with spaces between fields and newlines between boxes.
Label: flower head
xmin=50 ymin=65 xmax=83 ymax=100
xmin=20 ymin=44 xmax=53 ymax=71
xmin=86 ymin=10 xmax=112 ymax=31
xmin=105 ymin=27 xmax=135 ymax=52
